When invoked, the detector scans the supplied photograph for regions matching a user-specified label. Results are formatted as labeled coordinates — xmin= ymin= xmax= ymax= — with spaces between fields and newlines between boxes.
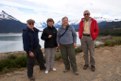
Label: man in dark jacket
xmin=22 ymin=19 xmax=46 ymax=81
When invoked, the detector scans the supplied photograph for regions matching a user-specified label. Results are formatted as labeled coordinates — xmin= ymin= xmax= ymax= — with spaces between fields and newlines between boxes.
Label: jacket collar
xmin=61 ymin=25 xmax=70 ymax=29
xmin=26 ymin=27 xmax=39 ymax=32
xmin=47 ymin=26 xmax=54 ymax=29
xmin=81 ymin=17 xmax=94 ymax=22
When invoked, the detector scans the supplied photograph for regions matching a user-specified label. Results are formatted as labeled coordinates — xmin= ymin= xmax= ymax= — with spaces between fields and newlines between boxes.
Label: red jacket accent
xmin=78 ymin=18 xmax=99 ymax=40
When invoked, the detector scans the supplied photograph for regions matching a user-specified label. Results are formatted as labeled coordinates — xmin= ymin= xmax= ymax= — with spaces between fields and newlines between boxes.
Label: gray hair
xmin=83 ymin=10 xmax=90 ymax=15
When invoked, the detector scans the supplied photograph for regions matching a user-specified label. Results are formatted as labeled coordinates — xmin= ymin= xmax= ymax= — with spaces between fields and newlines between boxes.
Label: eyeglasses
xmin=84 ymin=13 xmax=90 ymax=16
xmin=28 ymin=23 xmax=34 ymax=25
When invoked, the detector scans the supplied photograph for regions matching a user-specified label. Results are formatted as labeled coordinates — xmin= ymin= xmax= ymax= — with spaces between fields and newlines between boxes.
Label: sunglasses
xmin=28 ymin=23 xmax=34 ymax=25
xmin=84 ymin=13 xmax=90 ymax=16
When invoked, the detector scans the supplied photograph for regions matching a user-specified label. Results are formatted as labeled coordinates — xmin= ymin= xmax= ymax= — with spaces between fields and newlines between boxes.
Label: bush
xmin=75 ymin=46 xmax=82 ymax=53
xmin=55 ymin=52 xmax=62 ymax=61
xmin=104 ymin=37 xmax=121 ymax=46
xmin=8 ymin=54 xmax=16 ymax=59
xmin=0 ymin=55 xmax=27 ymax=73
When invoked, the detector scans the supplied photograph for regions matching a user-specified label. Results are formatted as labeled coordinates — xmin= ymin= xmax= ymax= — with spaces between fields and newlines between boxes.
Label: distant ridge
xmin=0 ymin=10 xmax=26 ymax=33
xmin=0 ymin=10 xmax=18 ymax=21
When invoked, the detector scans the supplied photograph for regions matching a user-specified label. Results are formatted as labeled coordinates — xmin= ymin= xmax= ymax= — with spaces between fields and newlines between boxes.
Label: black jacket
xmin=41 ymin=26 xmax=57 ymax=48
xmin=22 ymin=27 xmax=41 ymax=52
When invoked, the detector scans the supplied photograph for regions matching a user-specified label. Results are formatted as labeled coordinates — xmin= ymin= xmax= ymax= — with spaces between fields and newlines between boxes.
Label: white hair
xmin=83 ymin=10 xmax=90 ymax=15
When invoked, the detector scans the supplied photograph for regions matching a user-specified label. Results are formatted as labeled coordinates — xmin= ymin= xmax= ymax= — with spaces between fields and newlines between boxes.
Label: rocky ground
xmin=0 ymin=45 xmax=121 ymax=81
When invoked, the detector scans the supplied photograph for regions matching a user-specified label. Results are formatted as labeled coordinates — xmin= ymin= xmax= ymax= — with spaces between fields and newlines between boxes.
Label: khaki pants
xmin=81 ymin=36 xmax=95 ymax=66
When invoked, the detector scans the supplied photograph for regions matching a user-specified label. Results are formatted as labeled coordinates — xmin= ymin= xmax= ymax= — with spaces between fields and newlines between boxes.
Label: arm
xmin=71 ymin=26 xmax=77 ymax=44
xmin=22 ymin=31 xmax=33 ymax=52
xmin=95 ymin=20 xmax=99 ymax=38
xmin=93 ymin=20 xmax=99 ymax=40
xmin=78 ymin=20 xmax=83 ymax=39
xmin=41 ymin=29 xmax=49 ymax=40
xmin=57 ymin=29 xmax=60 ymax=46
xmin=22 ymin=31 xmax=35 ymax=57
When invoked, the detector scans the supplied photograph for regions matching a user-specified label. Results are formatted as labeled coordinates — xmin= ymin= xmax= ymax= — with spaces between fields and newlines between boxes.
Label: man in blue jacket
xmin=22 ymin=19 xmax=46 ymax=81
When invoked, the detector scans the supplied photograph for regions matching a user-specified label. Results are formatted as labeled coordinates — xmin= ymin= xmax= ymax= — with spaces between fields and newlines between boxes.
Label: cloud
xmin=0 ymin=0 xmax=121 ymax=22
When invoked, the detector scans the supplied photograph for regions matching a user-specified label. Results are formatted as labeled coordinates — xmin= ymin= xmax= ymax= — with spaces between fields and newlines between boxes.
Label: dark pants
xmin=27 ymin=47 xmax=46 ymax=78
xmin=60 ymin=44 xmax=78 ymax=72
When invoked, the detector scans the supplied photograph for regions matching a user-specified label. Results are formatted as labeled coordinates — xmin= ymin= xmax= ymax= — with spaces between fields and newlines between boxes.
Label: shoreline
xmin=0 ymin=41 xmax=104 ymax=59
xmin=0 ymin=41 xmax=103 ymax=54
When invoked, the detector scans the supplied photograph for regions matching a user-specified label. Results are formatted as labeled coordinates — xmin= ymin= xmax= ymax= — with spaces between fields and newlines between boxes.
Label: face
xmin=47 ymin=21 xmax=54 ymax=27
xmin=62 ymin=17 xmax=69 ymax=26
xmin=84 ymin=13 xmax=90 ymax=20
xmin=27 ymin=22 xmax=34 ymax=29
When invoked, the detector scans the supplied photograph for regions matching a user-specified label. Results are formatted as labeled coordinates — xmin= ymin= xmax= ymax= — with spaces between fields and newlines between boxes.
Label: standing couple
xmin=22 ymin=10 xmax=99 ymax=81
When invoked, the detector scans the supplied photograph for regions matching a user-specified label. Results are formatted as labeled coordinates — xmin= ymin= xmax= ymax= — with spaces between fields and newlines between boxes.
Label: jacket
xmin=57 ymin=25 xmax=77 ymax=45
xmin=41 ymin=26 xmax=57 ymax=48
xmin=22 ymin=27 xmax=41 ymax=52
xmin=78 ymin=17 xmax=99 ymax=40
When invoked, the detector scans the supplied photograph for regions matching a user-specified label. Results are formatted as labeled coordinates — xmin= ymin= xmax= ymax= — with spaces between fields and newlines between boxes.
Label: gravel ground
xmin=0 ymin=46 xmax=121 ymax=81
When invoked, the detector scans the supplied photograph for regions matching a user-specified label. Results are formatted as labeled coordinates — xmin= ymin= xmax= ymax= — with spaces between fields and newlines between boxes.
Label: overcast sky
xmin=0 ymin=0 xmax=121 ymax=23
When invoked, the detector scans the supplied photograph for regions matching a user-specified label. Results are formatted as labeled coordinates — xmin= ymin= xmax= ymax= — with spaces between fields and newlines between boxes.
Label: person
xmin=41 ymin=18 xmax=57 ymax=74
xmin=57 ymin=17 xmax=79 ymax=75
xmin=78 ymin=10 xmax=99 ymax=72
xmin=22 ymin=19 xmax=46 ymax=81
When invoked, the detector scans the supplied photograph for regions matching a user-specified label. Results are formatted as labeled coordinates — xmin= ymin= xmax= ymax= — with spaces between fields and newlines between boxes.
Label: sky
xmin=0 ymin=0 xmax=121 ymax=23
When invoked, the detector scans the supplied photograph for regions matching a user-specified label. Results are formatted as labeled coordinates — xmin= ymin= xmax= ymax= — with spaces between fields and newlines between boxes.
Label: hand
xmin=58 ymin=44 xmax=60 ymax=48
xmin=48 ymin=35 xmax=52 ymax=38
xmin=29 ymin=52 xmax=34 ymax=58
xmin=56 ymin=47 xmax=59 ymax=52
xmin=74 ymin=43 xmax=77 ymax=48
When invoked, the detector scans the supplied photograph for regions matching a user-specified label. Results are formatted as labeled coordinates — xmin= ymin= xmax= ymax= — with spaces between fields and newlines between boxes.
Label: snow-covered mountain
xmin=36 ymin=17 xmax=121 ymax=29
xmin=0 ymin=10 xmax=18 ymax=21
xmin=94 ymin=17 xmax=121 ymax=22
xmin=35 ymin=16 xmax=121 ymax=34
xmin=0 ymin=10 xmax=120 ymax=35
xmin=0 ymin=10 xmax=26 ymax=33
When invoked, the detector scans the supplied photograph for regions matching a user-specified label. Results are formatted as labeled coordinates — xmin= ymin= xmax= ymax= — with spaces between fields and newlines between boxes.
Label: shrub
xmin=55 ymin=52 xmax=62 ymax=61
xmin=0 ymin=55 xmax=27 ymax=73
xmin=104 ymin=37 xmax=121 ymax=46
xmin=75 ymin=46 xmax=82 ymax=54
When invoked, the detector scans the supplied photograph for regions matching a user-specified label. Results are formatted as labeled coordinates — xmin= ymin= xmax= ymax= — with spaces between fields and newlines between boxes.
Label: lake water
xmin=0 ymin=33 xmax=82 ymax=53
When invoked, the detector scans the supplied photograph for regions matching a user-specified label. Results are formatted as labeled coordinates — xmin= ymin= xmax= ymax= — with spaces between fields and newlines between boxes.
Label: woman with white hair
xmin=57 ymin=17 xmax=79 ymax=75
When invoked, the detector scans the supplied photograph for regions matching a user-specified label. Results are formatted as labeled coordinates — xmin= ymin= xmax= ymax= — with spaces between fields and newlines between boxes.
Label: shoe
xmin=83 ymin=65 xmax=89 ymax=70
xmin=73 ymin=72 xmax=79 ymax=75
xmin=29 ymin=77 xmax=35 ymax=81
xmin=63 ymin=69 xmax=70 ymax=73
xmin=52 ymin=68 xmax=56 ymax=71
xmin=91 ymin=65 xmax=96 ymax=72
xmin=45 ymin=70 xmax=49 ymax=74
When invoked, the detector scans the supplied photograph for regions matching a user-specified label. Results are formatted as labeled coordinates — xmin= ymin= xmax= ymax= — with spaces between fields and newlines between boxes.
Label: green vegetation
xmin=55 ymin=51 xmax=61 ymax=61
xmin=99 ymin=29 xmax=121 ymax=36
xmin=0 ymin=54 xmax=27 ymax=73
xmin=75 ymin=46 xmax=82 ymax=53
xmin=104 ymin=37 xmax=121 ymax=46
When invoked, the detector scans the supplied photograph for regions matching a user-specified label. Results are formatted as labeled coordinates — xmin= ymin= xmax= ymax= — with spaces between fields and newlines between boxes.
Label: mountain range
xmin=0 ymin=10 xmax=121 ymax=36
xmin=0 ymin=10 xmax=26 ymax=33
